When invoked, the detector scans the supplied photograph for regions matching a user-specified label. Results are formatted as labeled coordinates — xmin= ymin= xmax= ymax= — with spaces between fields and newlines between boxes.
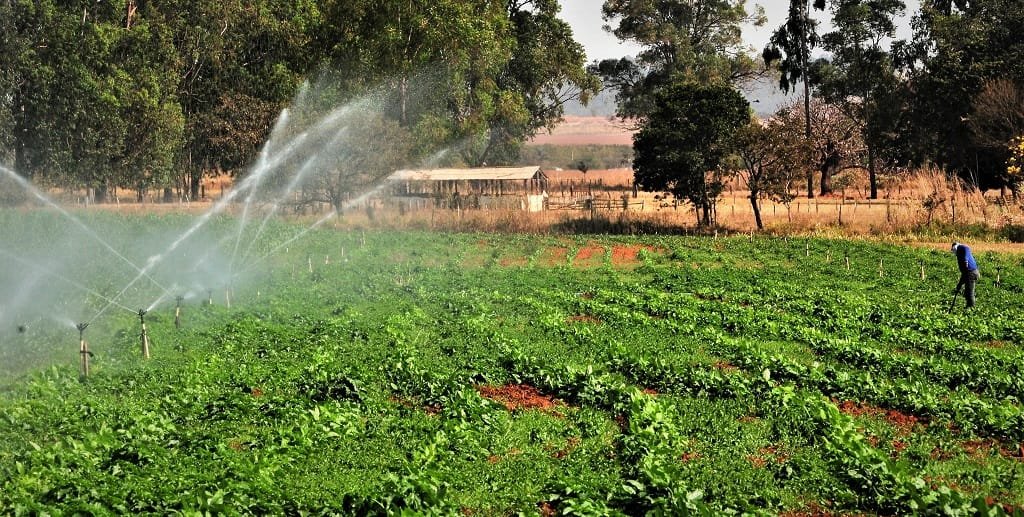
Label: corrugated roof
xmin=390 ymin=166 xmax=544 ymax=181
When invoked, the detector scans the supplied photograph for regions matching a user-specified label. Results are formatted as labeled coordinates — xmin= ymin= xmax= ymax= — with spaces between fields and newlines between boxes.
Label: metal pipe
xmin=77 ymin=323 xmax=90 ymax=379
xmin=138 ymin=309 xmax=150 ymax=359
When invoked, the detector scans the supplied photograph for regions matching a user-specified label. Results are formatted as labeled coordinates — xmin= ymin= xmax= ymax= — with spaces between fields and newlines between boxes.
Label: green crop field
xmin=2 ymin=212 xmax=1024 ymax=515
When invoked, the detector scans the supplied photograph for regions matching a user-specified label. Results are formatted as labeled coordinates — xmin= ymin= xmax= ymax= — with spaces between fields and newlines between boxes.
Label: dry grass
xmin=26 ymin=168 xmax=1024 ymax=245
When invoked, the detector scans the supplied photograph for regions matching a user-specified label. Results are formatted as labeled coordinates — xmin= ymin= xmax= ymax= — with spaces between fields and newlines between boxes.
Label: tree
xmin=895 ymin=0 xmax=1024 ymax=191
xmin=160 ymin=0 xmax=320 ymax=199
xmin=472 ymin=0 xmax=600 ymax=166
xmin=0 ymin=2 xmax=18 ymax=167
xmin=762 ymin=0 xmax=825 ymax=198
xmin=734 ymin=119 xmax=808 ymax=229
xmin=1 ymin=0 xmax=184 ymax=201
xmin=300 ymin=112 xmax=414 ymax=213
xmin=815 ymin=0 xmax=905 ymax=199
xmin=776 ymin=98 xmax=863 ymax=196
xmin=596 ymin=0 xmax=765 ymax=120
xmin=632 ymin=83 xmax=749 ymax=226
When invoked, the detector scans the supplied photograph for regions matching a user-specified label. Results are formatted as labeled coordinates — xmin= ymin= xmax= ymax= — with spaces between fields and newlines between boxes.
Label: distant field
xmin=527 ymin=115 xmax=636 ymax=146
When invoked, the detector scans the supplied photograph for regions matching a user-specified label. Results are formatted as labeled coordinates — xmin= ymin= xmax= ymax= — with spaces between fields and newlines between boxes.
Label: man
xmin=951 ymin=242 xmax=980 ymax=308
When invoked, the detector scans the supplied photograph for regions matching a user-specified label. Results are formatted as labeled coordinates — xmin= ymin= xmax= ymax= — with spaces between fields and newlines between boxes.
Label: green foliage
xmin=3 ymin=213 xmax=1024 ymax=513
xmin=633 ymin=83 xmax=750 ymax=226
xmin=596 ymin=0 xmax=765 ymax=119
xmin=894 ymin=0 xmax=1024 ymax=190
xmin=0 ymin=0 xmax=597 ymax=196
xmin=815 ymin=0 xmax=905 ymax=200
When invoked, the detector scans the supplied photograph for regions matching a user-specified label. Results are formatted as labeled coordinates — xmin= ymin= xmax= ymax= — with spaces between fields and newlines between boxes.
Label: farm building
xmin=387 ymin=166 xmax=549 ymax=210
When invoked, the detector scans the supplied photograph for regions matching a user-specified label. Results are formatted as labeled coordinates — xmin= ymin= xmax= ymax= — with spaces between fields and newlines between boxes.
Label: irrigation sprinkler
xmin=207 ymin=289 xmax=214 ymax=306
xmin=225 ymin=286 xmax=232 ymax=308
xmin=77 ymin=323 xmax=91 ymax=379
xmin=174 ymin=296 xmax=184 ymax=329
xmin=308 ymin=255 xmax=313 ymax=273
xmin=138 ymin=309 xmax=150 ymax=359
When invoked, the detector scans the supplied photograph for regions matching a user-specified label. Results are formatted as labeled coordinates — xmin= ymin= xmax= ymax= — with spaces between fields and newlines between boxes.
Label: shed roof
xmin=390 ymin=166 xmax=544 ymax=182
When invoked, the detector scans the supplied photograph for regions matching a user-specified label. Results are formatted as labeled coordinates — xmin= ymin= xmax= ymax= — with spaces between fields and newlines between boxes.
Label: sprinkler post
xmin=77 ymin=323 xmax=90 ymax=379
xmin=225 ymin=286 xmax=232 ymax=308
xmin=138 ymin=309 xmax=150 ymax=359
xmin=174 ymin=296 xmax=184 ymax=329
xmin=207 ymin=289 xmax=213 ymax=306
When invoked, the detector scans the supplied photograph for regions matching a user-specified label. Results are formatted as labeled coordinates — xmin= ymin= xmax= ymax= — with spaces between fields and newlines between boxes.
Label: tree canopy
xmin=0 ymin=0 xmax=598 ymax=201
xmin=595 ymin=0 xmax=765 ymax=120
xmin=632 ymin=82 xmax=750 ymax=226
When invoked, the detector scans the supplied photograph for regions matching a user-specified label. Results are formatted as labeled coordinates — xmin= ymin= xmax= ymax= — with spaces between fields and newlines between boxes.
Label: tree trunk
xmin=94 ymin=183 xmax=108 ymax=204
xmin=750 ymin=193 xmax=763 ymax=230
xmin=868 ymin=145 xmax=877 ymax=199
xmin=820 ymin=140 xmax=839 ymax=196
xmin=803 ymin=73 xmax=814 ymax=199
xmin=190 ymin=167 xmax=202 ymax=200
xmin=163 ymin=187 xmax=173 ymax=203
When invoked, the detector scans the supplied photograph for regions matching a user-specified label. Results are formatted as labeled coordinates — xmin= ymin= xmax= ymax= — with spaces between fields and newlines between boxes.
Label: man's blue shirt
xmin=956 ymin=244 xmax=978 ymax=273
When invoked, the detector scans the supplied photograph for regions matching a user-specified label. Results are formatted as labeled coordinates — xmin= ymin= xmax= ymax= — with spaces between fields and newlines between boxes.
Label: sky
xmin=557 ymin=0 xmax=916 ymax=63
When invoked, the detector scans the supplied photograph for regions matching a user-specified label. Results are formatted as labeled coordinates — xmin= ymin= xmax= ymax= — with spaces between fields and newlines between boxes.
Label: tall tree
xmin=0 ymin=2 xmax=17 ymax=167
xmin=596 ymin=0 xmax=765 ymax=120
xmin=734 ymin=119 xmax=808 ymax=229
xmin=762 ymin=0 xmax=824 ymax=198
xmin=632 ymin=82 xmax=749 ymax=226
xmin=896 ymin=0 xmax=1024 ymax=191
xmin=466 ymin=0 xmax=600 ymax=166
xmin=815 ymin=0 xmax=904 ymax=199
xmin=161 ymin=0 xmax=320 ymax=199
xmin=318 ymin=0 xmax=514 ymax=162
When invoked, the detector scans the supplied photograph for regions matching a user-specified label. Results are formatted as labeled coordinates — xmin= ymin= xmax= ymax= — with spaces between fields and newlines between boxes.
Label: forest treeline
xmin=0 ymin=0 xmax=1021 ymax=210
xmin=0 ymin=0 xmax=598 ymax=201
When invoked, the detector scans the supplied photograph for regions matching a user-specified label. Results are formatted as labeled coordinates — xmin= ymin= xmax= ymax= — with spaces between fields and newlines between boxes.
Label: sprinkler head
xmin=17 ymin=324 xmax=26 ymax=334
xmin=137 ymin=309 xmax=147 ymax=322
xmin=176 ymin=295 xmax=184 ymax=306
xmin=76 ymin=322 xmax=89 ymax=332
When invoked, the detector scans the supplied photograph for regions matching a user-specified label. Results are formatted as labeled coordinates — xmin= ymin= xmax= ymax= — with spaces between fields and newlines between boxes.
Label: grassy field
xmin=2 ymin=211 xmax=1024 ymax=514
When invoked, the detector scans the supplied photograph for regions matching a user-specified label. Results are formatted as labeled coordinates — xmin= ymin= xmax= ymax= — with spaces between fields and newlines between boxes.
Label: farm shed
xmin=388 ymin=166 xmax=548 ymax=197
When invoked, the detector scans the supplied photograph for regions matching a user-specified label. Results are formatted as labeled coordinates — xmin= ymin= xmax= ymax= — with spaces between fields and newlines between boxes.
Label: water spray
xmin=77 ymin=322 xmax=91 ymax=379
xmin=175 ymin=296 xmax=184 ymax=329
xmin=138 ymin=309 xmax=150 ymax=359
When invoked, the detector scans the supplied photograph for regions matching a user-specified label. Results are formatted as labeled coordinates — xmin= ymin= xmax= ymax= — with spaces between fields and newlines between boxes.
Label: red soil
xmin=477 ymin=384 xmax=560 ymax=412
xmin=609 ymin=244 xmax=661 ymax=266
xmin=542 ymin=246 xmax=570 ymax=266
xmin=713 ymin=360 xmax=739 ymax=373
xmin=680 ymin=451 xmax=701 ymax=463
xmin=573 ymin=245 xmax=605 ymax=263
xmin=567 ymin=314 xmax=602 ymax=325
xmin=836 ymin=400 xmax=924 ymax=435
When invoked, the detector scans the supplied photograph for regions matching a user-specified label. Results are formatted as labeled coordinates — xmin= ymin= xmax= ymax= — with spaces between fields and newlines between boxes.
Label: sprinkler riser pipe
xmin=138 ymin=310 xmax=150 ymax=359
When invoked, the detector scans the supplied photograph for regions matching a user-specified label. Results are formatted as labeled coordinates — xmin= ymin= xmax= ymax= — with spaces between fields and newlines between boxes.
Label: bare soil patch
xmin=836 ymin=400 xmax=925 ymax=435
xmin=567 ymin=314 xmax=602 ymax=325
xmin=573 ymin=245 xmax=605 ymax=266
xmin=477 ymin=384 xmax=561 ymax=412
